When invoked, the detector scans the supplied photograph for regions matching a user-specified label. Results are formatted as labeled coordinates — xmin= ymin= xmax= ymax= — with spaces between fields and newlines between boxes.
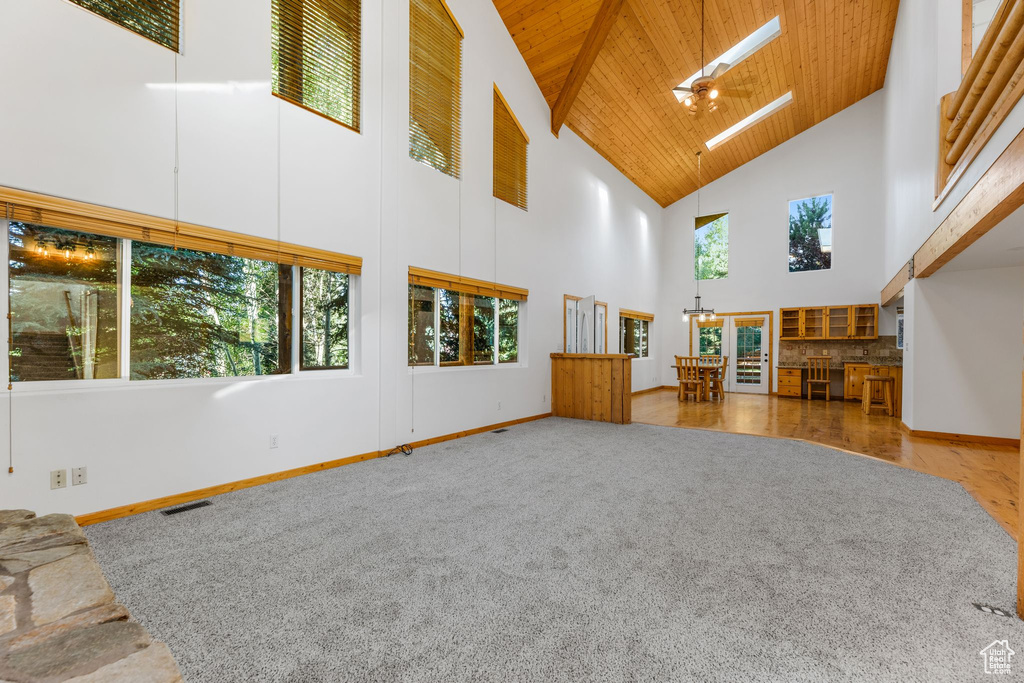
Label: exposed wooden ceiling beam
xmin=549 ymin=0 xmax=626 ymax=137
xmin=880 ymin=260 xmax=913 ymax=307
xmin=915 ymin=125 xmax=1024 ymax=278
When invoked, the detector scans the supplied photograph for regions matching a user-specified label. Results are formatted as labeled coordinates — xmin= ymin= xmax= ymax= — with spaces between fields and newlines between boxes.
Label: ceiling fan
xmin=672 ymin=0 xmax=735 ymax=115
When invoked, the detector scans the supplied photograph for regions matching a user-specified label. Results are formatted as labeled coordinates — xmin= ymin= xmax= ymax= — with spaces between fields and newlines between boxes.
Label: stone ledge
xmin=0 ymin=510 xmax=183 ymax=683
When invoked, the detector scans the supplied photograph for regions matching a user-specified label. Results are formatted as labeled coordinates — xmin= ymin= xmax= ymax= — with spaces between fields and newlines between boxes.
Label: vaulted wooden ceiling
xmin=494 ymin=0 xmax=900 ymax=207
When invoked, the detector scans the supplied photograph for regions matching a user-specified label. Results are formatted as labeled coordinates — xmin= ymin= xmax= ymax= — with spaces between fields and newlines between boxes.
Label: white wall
xmin=0 ymin=0 xmax=663 ymax=516
xmin=658 ymin=92 xmax=895 ymax=390
xmin=882 ymin=0 xmax=1024 ymax=433
xmin=903 ymin=266 xmax=1024 ymax=439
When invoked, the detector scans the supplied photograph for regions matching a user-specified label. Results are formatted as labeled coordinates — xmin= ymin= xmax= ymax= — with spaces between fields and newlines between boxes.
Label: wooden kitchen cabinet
xmin=843 ymin=362 xmax=902 ymax=417
xmin=779 ymin=304 xmax=879 ymax=340
xmin=777 ymin=368 xmax=802 ymax=397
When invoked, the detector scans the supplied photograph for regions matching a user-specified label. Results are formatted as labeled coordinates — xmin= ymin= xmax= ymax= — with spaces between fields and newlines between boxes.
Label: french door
xmin=731 ymin=316 xmax=769 ymax=394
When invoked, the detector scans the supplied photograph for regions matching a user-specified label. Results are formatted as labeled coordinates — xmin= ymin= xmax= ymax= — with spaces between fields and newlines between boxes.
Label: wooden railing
xmin=937 ymin=0 xmax=1024 ymax=204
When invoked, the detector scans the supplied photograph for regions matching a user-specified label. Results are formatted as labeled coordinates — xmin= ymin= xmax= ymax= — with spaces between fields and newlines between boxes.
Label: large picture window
xmin=8 ymin=222 xmax=120 ymax=382
xmin=130 ymin=243 xmax=285 ymax=380
xmin=5 ymin=189 xmax=363 ymax=385
xmin=695 ymin=212 xmax=728 ymax=280
xmin=301 ymin=268 xmax=350 ymax=370
xmin=407 ymin=269 xmax=525 ymax=367
xmin=789 ymin=194 xmax=833 ymax=273
xmin=698 ymin=322 xmax=723 ymax=356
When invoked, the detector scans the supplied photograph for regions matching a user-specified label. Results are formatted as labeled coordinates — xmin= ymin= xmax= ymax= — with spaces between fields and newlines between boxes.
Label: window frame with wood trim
xmin=409 ymin=0 xmax=463 ymax=178
xmin=493 ymin=85 xmax=529 ymax=210
xmin=407 ymin=268 xmax=525 ymax=368
xmin=2 ymin=186 xmax=362 ymax=386
xmin=697 ymin=318 xmax=723 ymax=356
xmin=272 ymin=0 xmax=362 ymax=132
xmin=618 ymin=310 xmax=653 ymax=359
xmin=69 ymin=0 xmax=181 ymax=52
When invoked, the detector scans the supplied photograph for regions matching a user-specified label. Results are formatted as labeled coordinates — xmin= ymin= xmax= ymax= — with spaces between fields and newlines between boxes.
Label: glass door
xmin=731 ymin=316 xmax=769 ymax=394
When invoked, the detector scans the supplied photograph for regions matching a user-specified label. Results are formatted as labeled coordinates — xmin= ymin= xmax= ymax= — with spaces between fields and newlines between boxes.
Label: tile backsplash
xmin=778 ymin=335 xmax=902 ymax=367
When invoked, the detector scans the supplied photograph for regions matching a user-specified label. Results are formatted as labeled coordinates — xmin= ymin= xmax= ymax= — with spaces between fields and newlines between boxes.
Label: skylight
xmin=705 ymin=91 xmax=793 ymax=149
xmin=675 ymin=16 xmax=782 ymax=92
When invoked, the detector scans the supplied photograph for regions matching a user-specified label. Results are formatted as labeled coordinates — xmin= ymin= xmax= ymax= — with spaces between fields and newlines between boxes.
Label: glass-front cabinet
xmin=779 ymin=304 xmax=878 ymax=340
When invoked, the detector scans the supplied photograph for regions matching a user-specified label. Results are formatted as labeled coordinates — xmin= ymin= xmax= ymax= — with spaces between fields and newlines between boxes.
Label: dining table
xmin=670 ymin=357 xmax=725 ymax=400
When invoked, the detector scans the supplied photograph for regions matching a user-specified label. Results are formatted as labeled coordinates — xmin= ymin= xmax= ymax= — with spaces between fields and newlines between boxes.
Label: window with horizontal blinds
xmin=70 ymin=0 xmax=180 ymax=51
xmin=409 ymin=0 xmax=463 ymax=178
xmin=272 ymin=0 xmax=361 ymax=131
xmin=1 ymin=186 xmax=361 ymax=275
xmin=493 ymin=86 xmax=529 ymax=210
xmin=408 ymin=267 xmax=527 ymax=301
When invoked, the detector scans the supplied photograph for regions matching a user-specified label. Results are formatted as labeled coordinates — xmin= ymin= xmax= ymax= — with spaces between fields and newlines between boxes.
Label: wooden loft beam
xmin=915 ymin=125 xmax=1024 ymax=278
xmin=880 ymin=260 xmax=913 ymax=307
xmin=549 ymin=0 xmax=626 ymax=137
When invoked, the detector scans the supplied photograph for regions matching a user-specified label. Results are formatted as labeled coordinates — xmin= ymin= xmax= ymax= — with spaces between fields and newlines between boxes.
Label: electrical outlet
xmin=72 ymin=467 xmax=87 ymax=486
xmin=269 ymin=434 xmax=279 ymax=449
xmin=50 ymin=470 xmax=66 ymax=490
xmin=863 ymin=349 xmax=869 ymax=356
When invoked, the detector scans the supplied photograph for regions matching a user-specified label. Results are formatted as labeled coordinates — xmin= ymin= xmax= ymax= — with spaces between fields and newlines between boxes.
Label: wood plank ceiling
xmin=494 ymin=0 xmax=901 ymax=207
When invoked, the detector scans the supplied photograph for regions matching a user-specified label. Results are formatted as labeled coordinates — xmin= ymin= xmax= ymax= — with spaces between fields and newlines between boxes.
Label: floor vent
xmin=161 ymin=500 xmax=212 ymax=516
xmin=973 ymin=603 xmax=1014 ymax=618
xmin=492 ymin=428 xmax=509 ymax=434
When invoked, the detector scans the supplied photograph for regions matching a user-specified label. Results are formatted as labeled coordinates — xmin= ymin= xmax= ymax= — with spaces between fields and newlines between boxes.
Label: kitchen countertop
xmin=778 ymin=358 xmax=902 ymax=370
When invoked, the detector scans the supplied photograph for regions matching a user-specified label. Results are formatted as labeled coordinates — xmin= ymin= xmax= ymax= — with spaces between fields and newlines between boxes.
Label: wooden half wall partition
xmin=550 ymin=353 xmax=631 ymax=424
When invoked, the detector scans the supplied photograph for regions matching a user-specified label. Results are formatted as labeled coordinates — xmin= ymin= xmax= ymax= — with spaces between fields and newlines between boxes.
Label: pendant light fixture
xmin=682 ymin=150 xmax=716 ymax=324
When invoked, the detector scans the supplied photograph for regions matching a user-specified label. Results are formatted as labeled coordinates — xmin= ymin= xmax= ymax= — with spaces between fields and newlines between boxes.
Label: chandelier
xmin=682 ymin=150 xmax=716 ymax=324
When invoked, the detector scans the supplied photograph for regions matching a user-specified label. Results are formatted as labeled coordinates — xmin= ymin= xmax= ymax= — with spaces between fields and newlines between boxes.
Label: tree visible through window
xmin=695 ymin=212 xmax=728 ymax=280
xmin=407 ymin=285 xmax=521 ymax=366
xmin=789 ymin=194 xmax=833 ymax=273
xmin=301 ymin=268 xmax=349 ymax=369
xmin=130 ymin=243 xmax=284 ymax=379
xmin=619 ymin=317 xmax=649 ymax=358
xmin=699 ymin=326 xmax=722 ymax=356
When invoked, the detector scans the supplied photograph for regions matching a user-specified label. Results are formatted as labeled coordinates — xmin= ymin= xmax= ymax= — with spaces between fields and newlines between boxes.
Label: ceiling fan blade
xmin=711 ymin=62 xmax=731 ymax=80
xmin=721 ymin=88 xmax=753 ymax=99
xmin=673 ymin=86 xmax=693 ymax=94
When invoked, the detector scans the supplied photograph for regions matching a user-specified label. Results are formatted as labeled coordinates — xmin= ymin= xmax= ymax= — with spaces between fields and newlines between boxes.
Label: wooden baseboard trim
xmin=632 ymin=385 xmax=675 ymax=396
xmin=76 ymin=412 xmax=553 ymax=527
xmin=900 ymin=422 xmax=1020 ymax=447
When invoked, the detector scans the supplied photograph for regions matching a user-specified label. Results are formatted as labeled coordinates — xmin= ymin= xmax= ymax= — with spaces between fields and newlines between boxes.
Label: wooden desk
xmin=551 ymin=353 xmax=631 ymax=424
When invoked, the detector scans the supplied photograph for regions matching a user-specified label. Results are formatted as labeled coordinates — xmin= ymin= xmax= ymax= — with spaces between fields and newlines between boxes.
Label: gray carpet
xmin=86 ymin=418 xmax=1023 ymax=682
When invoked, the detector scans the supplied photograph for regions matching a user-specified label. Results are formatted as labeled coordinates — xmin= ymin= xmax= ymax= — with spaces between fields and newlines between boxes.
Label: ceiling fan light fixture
xmin=709 ymin=88 xmax=719 ymax=100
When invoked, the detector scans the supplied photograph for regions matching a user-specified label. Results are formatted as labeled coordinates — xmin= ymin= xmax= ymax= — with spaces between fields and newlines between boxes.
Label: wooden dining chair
xmin=674 ymin=356 xmax=703 ymax=402
xmin=807 ymin=356 xmax=831 ymax=401
xmin=707 ymin=356 xmax=727 ymax=400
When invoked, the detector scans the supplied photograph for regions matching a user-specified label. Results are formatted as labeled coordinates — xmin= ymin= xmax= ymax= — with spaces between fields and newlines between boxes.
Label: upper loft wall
xmin=882 ymin=0 xmax=1024 ymax=277
xmin=657 ymin=92 xmax=891 ymax=383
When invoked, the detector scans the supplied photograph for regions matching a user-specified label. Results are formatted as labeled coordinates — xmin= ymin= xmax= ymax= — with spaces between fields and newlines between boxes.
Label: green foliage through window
xmin=789 ymin=195 xmax=833 ymax=273
xmin=130 ymin=243 xmax=282 ymax=380
xmin=70 ymin=0 xmax=180 ymax=52
xmin=699 ymin=327 xmax=722 ymax=356
xmin=301 ymin=268 xmax=349 ymax=369
xmin=695 ymin=213 xmax=728 ymax=281
xmin=272 ymin=0 xmax=361 ymax=130
xmin=407 ymin=286 xmax=521 ymax=366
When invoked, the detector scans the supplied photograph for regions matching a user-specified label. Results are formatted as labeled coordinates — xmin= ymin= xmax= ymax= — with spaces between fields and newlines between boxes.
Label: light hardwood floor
xmin=633 ymin=390 xmax=1019 ymax=538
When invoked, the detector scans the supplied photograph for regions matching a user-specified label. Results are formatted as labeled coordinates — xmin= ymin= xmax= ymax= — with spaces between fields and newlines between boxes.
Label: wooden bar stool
xmin=862 ymin=375 xmax=895 ymax=416
xmin=806 ymin=356 xmax=831 ymax=401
